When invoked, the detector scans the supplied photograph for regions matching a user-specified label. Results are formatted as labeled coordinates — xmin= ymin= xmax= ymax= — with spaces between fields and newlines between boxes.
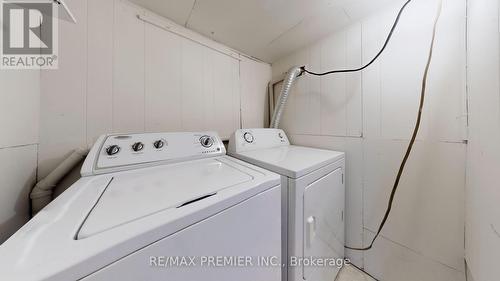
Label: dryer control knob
xmin=132 ymin=142 xmax=144 ymax=152
xmin=106 ymin=145 xmax=120 ymax=156
xmin=243 ymin=132 xmax=254 ymax=143
xmin=200 ymin=136 xmax=214 ymax=148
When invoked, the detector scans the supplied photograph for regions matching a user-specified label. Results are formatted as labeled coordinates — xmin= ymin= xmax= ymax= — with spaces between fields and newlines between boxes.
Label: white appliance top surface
xmin=0 ymin=156 xmax=279 ymax=281
xmin=78 ymin=158 xmax=252 ymax=239
xmin=232 ymin=145 xmax=344 ymax=179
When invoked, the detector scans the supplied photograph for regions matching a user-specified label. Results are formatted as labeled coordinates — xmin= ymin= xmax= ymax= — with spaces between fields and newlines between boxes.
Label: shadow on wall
xmin=0 ymin=155 xmax=85 ymax=244
xmin=52 ymin=160 xmax=84 ymax=198
xmin=0 ymin=172 xmax=35 ymax=244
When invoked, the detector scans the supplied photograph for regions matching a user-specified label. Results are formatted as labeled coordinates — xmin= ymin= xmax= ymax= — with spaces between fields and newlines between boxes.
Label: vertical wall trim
xmin=111 ymin=0 xmax=116 ymax=132
xmin=359 ymin=20 xmax=365 ymax=268
xmin=498 ymin=0 xmax=500 ymax=122
xmin=464 ymin=0 xmax=469 ymax=256
xmin=344 ymin=29 xmax=348 ymax=136
xmin=143 ymin=18 xmax=146 ymax=131
xmin=360 ymin=23 xmax=365 ymax=138
xmin=239 ymin=57 xmax=243 ymax=129
xmin=85 ymin=0 xmax=89 ymax=145
xmin=179 ymin=40 xmax=184 ymax=129
xmin=465 ymin=0 xmax=469 ymax=129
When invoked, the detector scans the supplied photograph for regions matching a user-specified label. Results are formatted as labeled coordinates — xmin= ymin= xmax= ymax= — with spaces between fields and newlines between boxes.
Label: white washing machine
xmin=229 ymin=128 xmax=345 ymax=281
xmin=0 ymin=132 xmax=282 ymax=281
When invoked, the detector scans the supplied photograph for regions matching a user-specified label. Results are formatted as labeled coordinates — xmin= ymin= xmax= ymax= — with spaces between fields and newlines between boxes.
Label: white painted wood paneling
xmin=0 ymin=70 xmax=40 ymax=149
xmin=364 ymin=229 xmax=466 ymax=281
xmin=0 ymin=145 xmax=37 ymax=243
xmin=86 ymin=0 xmax=114 ymax=145
xmin=202 ymin=48 xmax=216 ymax=131
xmin=365 ymin=0 xmax=466 ymax=142
xmin=0 ymin=7 xmax=41 ymax=243
xmin=180 ymin=39 xmax=205 ymax=131
xmin=211 ymin=51 xmax=241 ymax=139
xmin=425 ymin=0 xmax=467 ymax=142
xmin=293 ymin=49 xmax=316 ymax=135
xmin=320 ymin=31 xmax=348 ymax=136
xmin=307 ymin=43 xmax=323 ymax=135
xmin=113 ymin=0 xmax=145 ymax=133
xmin=363 ymin=140 xmax=465 ymax=271
xmin=361 ymin=6 xmax=394 ymax=139
xmin=465 ymin=0 xmax=500 ymax=280
xmin=271 ymin=0 xmax=467 ymax=279
xmin=378 ymin=5 xmax=430 ymax=140
xmin=37 ymin=0 xmax=272 ymax=187
xmin=39 ymin=0 xmax=87 ymax=178
xmin=145 ymin=23 xmax=183 ymax=132
xmin=271 ymin=22 xmax=363 ymax=137
xmin=345 ymin=23 xmax=363 ymax=137
xmin=240 ymin=57 xmax=272 ymax=128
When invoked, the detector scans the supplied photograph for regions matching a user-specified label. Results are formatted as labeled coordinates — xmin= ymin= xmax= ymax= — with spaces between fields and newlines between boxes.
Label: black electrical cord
xmin=298 ymin=0 xmax=442 ymax=252
xmin=300 ymin=0 xmax=412 ymax=76
xmin=345 ymin=0 xmax=441 ymax=251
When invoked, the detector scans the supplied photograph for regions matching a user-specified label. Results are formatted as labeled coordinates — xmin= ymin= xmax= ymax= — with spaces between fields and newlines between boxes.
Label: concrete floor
xmin=336 ymin=265 xmax=377 ymax=281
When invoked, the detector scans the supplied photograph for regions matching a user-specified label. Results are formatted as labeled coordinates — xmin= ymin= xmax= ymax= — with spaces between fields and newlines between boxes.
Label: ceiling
xmin=131 ymin=0 xmax=402 ymax=63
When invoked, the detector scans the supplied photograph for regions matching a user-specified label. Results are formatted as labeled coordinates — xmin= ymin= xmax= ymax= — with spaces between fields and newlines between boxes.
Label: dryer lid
xmin=232 ymin=145 xmax=344 ymax=178
xmin=77 ymin=158 xmax=252 ymax=239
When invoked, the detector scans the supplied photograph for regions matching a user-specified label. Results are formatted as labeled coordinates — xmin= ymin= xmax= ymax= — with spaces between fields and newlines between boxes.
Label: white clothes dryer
xmin=229 ymin=128 xmax=345 ymax=281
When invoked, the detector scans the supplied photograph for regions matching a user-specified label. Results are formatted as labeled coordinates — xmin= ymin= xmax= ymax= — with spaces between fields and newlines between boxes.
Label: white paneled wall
xmin=273 ymin=23 xmax=363 ymax=137
xmin=113 ymin=0 xmax=146 ymax=133
xmin=113 ymin=0 xmax=241 ymax=138
xmin=363 ymin=0 xmax=466 ymax=142
xmin=0 ymin=68 xmax=39 ymax=243
xmin=240 ymin=57 xmax=273 ymax=128
xmin=86 ymin=0 xmax=113 ymax=145
xmin=0 ymin=70 xmax=40 ymax=148
xmin=272 ymin=0 xmax=466 ymax=280
xmin=38 ymin=0 xmax=270 ymax=179
xmin=466 ymin=0 xmax=500 ymax=280
xmin=0 ymin=146 xmax=37 ymax=243
xmin=145 ymin=24 xmax=182 ymax=132
xmin=39 ymin=0 xmax=88 ymax=178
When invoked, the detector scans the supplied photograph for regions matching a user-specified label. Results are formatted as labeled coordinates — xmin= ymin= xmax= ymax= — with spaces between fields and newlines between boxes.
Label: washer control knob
xmin=200 ymin=136 xmax=214 ymax=148
xmin=153 ymin=140 xmax=165 ymax=149
xmin=243 ymin=132 xmax=254 ymax=143
xmin=132 ymin=142 xmax=144 ymax=152
xmin=106 ymin=145 xmax=120 ymax=156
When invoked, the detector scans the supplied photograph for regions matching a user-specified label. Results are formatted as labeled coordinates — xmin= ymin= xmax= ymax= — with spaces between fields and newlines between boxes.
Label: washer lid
xmin=232 ymin=145 xmax=344 ymax=178
xmin=77 ymin=158 xmax=252 ymax=239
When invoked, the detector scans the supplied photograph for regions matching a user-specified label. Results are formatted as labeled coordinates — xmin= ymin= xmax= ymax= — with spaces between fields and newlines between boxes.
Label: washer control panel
xmin=82 ymin=132 xmax=225 ymax=176
xmin=228 ymin=128 xmax=290 ymax=154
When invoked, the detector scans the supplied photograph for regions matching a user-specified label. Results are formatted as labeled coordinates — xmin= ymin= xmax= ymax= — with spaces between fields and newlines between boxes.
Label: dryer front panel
xmin=302 ymin=167 xmax=345 ymax=281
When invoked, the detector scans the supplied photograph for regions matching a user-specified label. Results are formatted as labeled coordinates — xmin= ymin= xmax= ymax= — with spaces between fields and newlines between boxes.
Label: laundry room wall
xmin=271 ymin=0 xmax=466 ymax=280
xmin=465 ymin=0 xmax=500 ymax=280
xmin=0 ymin=68 xmax=39 ymax=243
xmin=38 ymin=0 xmax=271 ymax=179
